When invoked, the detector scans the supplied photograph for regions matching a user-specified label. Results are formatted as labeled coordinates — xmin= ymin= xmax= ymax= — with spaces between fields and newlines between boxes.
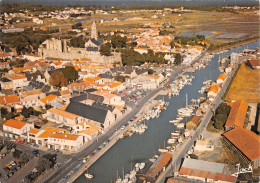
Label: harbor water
xmin=75 ymin=40 xmax=259 ymax=183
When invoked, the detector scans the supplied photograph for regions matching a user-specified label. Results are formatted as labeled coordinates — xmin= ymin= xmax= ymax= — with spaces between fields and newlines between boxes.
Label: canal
xmin=75 ymin=40 xmax=259 ymax=183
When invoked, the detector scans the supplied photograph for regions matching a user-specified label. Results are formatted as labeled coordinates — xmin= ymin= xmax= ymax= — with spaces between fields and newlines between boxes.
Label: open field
xmin=225 ymin=63 xmax=260 ymax=103
xmin=13 ymin=8 xmax=259 ymax=42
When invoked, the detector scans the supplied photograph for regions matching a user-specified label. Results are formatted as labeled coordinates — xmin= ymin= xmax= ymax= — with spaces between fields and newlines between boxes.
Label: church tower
xmin=91 ymin=21 xmax=98 ymax=40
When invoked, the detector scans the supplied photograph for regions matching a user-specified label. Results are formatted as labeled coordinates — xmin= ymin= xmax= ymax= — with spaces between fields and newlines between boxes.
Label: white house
xmin=47 ymin=133 xmax=83 ymax=151
xmin=3 ymin=119 xmax=34 ymax=140
xmin=27 ymin=127 xmax=68 ymax=147
xmin=194 ymin=140 xmax=214 ymax=151
xmin=216 ymin=73 xmax=227 ymax=84
xmin=77 ymin=122 xmax=100 ymax=142
xmin=45 ymin=107 xmax=86 ymax=126
xmin=207 ymin=85 xmax=220 ymax=98
xmin=23 ymin=54 xmax=42 ymax=61
xmin=11 ymin=75 xmax=29 ymax=89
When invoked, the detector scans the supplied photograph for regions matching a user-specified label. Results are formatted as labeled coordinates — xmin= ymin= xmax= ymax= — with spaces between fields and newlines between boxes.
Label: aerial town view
xmin=0 ymin=0 xmax=259 ymax=182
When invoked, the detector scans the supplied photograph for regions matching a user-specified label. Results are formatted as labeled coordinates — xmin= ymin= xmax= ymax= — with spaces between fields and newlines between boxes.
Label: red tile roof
xmin=248 ymin=59 xmax=260 ymax=67
xmin=223 ymin=127 xmax=260 ymax=161
xmin=49 ymin=133 xmax=79 ymax=141
xmin=225 ymin=100 xmax=248 ymax=128
xmin=4 ymin=119 xmax=27 ymax=129
xmin=5 ymin=95 xmax=20 ymax=104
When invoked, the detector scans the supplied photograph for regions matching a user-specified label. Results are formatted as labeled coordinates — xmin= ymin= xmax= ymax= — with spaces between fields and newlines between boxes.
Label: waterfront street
xmin=44 ymin=52 xmax=206 ymax=183
xmin=73 ymin=41 xmax=258 ymax=183
xmin=156 ymin=54 xmax=249 ymax=182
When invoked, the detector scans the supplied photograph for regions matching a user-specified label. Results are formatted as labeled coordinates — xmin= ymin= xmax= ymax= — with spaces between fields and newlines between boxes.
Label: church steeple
xmin=91 ymin=21 xmax=98 ymax=40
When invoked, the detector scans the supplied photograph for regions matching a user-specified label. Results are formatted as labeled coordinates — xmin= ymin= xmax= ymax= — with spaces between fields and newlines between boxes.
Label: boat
xmin=167 ymin=139 xmax=176 ymax=144
xmin=158 ymin=148 xmax=168 ymax=153
xmin=85 ymin=173 xmax=94 ymax=179
xmin=171 ymin=132 xmax=180 ymax=136
xmin=171 ymin=135 xmax=180 ymax=139
xmin=139 ymin=162 xmax=145 ymax=170
xmin=169 ymin=120 xmax=180 ymax=123
xmin=176 ymin=117 xmax=183 ymax=121
xmin=176 ymin=124 xmax=185 ymax=128
xmin=149 ymin=158 xmax=156 ymax=162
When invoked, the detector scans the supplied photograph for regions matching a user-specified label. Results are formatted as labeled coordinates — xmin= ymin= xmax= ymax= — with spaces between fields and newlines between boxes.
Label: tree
xmin=213 ymin=113 xmax=227 ymax=129
xmin=114 ymin=75 xmax=126 ymax=83
xmin=70 ymin=36 xmax=85 ymax=48
xmin=21 ymin=151 xmax=33 ymax=164
xmin=13 ymin=149 xmax=22 ymax=159
xmin=100 ymin=42 xmax=112 ymax=56
xmin=49 ymin=72 xmax=67 ymax=87
xmin=36 ymin=156 xmax=52 ymax=173
xmin=5 ymin=112 xmax=15 ymax=120
xmin=45 ymin=104 xmax=52 ymax=110
xmin=147 ymin=69 xmax=154 ymax=75
xmin=174 ymin=53 xmax=183 ymax=65
xmin=21 ymin=107 xmax=34 ymax=118
xmin=111 ymin=35 xmax=127 ymax=49
xmin=72 ymin=22 xmax=82 ymax=29
xmin=214 ymin=119 xmax=223 ymax=129
xmin=62 ymin=66 xmax=78 ymax=83
xmin=216 ymin=103 xmax=231 ymax=116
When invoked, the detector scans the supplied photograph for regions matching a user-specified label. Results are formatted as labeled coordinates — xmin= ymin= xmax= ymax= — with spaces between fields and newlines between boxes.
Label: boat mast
xmin=122 ymin=167 xmax=124 ymax=180
xmin=131 ymin=157 xmax=133 ymax=171
xmin=186 ymin=93 xmax=188 ymax=108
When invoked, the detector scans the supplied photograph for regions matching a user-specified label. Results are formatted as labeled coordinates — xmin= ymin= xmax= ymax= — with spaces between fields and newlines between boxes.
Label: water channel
xmin=75 ymin=40 xmax=259 ymax=183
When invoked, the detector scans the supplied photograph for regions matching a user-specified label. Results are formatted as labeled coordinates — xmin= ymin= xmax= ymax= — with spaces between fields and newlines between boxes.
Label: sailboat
xmin=85 ymin=170 xmax=94 ymax=179
xmin=158 ymin=141 xmax=168 ymax=153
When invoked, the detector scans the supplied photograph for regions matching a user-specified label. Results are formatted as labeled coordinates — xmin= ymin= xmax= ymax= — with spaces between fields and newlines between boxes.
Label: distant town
xmin=0 ymin=2 xmax=259 ymax=183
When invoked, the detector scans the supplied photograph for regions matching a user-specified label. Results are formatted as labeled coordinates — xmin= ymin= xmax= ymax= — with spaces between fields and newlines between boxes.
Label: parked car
xmin=18 ymin=161 xmax=25 ymax=166
xmin=72 ymin=167 xmax=79 ymax=172
xmin=55 ymin=150 xmax=62 ymax=155
xmin=22 ymin=177 xmax=28 ymax=182
xmin=7 ymin=172 xmax=14 ymax=177
xmin=10 ymin=161 xmax=17 ymax=166
xmin=33 ymin=144 xmax=39 ymax=148
xmin=15 ymin=164 xmax=21 ymax=169
xmin=10 ymin=167 xmax=17 ymax=172
xmin=63 ymin=174 xmax=70 ymax=180
xmin=32 ymin=150 xmax=39 ymax=156
xmin=3 ymin=167 xmax=10 ymax=172
xmin=3 ymin=174 xmax=9 ymax=179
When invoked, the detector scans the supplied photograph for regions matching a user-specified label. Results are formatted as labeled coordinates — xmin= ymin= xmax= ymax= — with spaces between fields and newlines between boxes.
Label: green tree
xmin=21 ymin=107 xmax=34 ymax=118
xmin=13 ymin=149 xmax=22 ymax=159
xmin=100 ymin=42 xmax=112 ymax=56
xmin=36 ymin=156 xmax=52 ymax=173
xmin=70 ymin=36 xmax=85 ymax=48
xmin=45 ymin=104 xmax=53 ymax=110
xmin=111 ymin=35 xmax=127 ymax=49
xmin=147 ymin=69 xmax=154 ymax=75
xmin=114 ymin=75 xmax=127 ymax=82
xmin=213 ymin=114 xmax=227 ymax=129
xmin=21 ymin=151 xmax=33 ymax=164
xmin=216 ymin=103 xmax=231 ymax=116
xmin=62 ymin=66 xmax=78 ymax=83
xmin=174 ymin=53 xmax=183 ymax=65
xmin=214 ymin=118 xmax=223 ymax=129
xmin=5 ymin=112 xmax=15 ymax=120
xmin=72 ymin=22 xmax=82 ymax=29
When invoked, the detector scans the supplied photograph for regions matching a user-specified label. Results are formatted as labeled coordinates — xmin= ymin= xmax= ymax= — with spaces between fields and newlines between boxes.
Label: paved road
xmin=45 ymin=53 xmax=206 ymax=183
xmin=156 ymin=55 xmax=248 ymax=183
